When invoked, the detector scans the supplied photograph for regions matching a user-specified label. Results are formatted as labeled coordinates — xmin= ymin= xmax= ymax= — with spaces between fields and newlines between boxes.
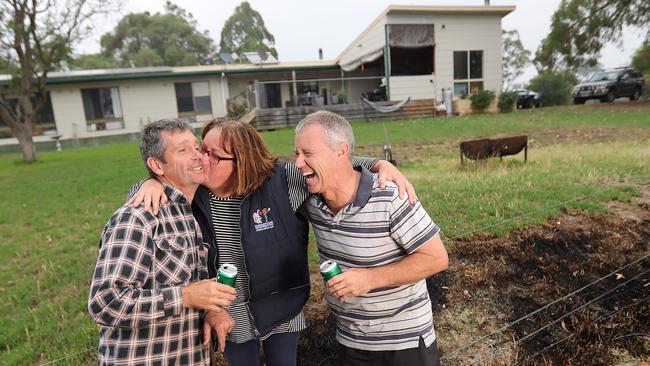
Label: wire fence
xmin=441 ymin=253 xmax=649 ymax=359
xmin=442 ymin=257 xmax=649 ymax=363
xmin=528 ymin=294 xmax=650 ymax=360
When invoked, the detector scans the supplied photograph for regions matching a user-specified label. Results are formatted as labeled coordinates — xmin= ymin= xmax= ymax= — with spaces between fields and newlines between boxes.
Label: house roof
xmin=335 ymin=4 xmax=516 ymax=63
xmin=57 ymin=61 xmax=339 ymax=84
xmin=0 ymin=60 xmax=339 ymax=86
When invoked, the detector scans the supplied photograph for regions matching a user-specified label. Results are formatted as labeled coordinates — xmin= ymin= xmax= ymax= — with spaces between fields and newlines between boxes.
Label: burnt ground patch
xmin=435 ymin=186 xmax=650 ymax=365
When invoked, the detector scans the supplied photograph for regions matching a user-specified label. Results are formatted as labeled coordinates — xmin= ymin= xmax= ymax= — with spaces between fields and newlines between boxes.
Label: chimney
xmin=318 ymin=48 xmax=323 ymax=60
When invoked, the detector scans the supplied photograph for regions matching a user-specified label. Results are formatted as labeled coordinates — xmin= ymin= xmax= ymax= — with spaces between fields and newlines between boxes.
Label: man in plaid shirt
xmin=88 ymin=119 xmax=236 ymax=365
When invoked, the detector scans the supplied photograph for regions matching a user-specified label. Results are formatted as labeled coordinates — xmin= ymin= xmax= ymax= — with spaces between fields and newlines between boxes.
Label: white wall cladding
xmin=47 ymin=79 xmax=176 ymax=140
xmin=390 ymin=75 xmax=436 ymax=101
xmin=387 ymin=12 xmax=503 ymax=101
xmin=38 ymin=77 xmax=232 ymax=143
xmin=338 ymin=18 xmax=387 ymax=70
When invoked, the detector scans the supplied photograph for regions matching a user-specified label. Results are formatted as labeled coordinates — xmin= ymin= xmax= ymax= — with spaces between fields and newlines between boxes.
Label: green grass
xmin=1 ymin=104 xmax=649 ymax=364
xmin=261 ymin=104 xmax=650 ymax=157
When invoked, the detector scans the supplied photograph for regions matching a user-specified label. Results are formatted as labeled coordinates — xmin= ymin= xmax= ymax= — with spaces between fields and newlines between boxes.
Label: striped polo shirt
xmin=305 ymin=166 xmax=440 ymax=351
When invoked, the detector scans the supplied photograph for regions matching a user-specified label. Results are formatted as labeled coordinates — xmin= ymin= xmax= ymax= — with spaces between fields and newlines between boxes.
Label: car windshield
xmin=589 ymin=71 xmax=620 ymax=82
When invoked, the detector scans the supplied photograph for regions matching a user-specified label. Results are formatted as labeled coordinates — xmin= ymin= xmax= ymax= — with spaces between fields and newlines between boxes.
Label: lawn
xmin=0 ymin=103 xmax=649 ymax=365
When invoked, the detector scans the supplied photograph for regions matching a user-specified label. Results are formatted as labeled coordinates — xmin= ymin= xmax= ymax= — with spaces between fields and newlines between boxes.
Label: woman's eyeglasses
xmin=204 ymin=149 xmax=236 ymax=165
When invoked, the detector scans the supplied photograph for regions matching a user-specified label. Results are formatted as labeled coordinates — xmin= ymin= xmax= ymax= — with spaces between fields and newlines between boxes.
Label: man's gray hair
xmin=295 ymin=111 xmax=355 ymax=158
xmin=140 ymin=118 xmax=192 ymax=177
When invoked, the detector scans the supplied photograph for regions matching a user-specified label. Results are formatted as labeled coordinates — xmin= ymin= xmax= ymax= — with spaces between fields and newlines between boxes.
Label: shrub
xmin=470 ymin=90 xmax=496 ymax=112
xmin=527 ymin=70 xmax=577 ymax=106
xmin=498 ymin=91 xmax=518 ymax=113
xmin=227 ymin=100 xmax=248 ymax=118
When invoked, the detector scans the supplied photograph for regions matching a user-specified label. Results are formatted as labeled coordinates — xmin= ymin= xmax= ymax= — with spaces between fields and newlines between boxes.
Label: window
xmin=175 ymin=81 xmax=212 ymax=120
xmin=81 ymin=87 xmax=124 ymax=131
xmin=453 ymin=50 xmax=484 ymax=96
xmin=453 ymin=52 xmax=468 ymax=79
xmin=388 ymin=24 xmax=435 ymax=76
xmin=390 ymin=46 xmax=434 ymax=76
xmin=0 ymin=93 xmax=56 ymax=138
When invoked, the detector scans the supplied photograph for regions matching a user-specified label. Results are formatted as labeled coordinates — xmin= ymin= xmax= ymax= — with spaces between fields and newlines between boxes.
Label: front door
xmin=265 ymin=83 xmax=282 ymax=108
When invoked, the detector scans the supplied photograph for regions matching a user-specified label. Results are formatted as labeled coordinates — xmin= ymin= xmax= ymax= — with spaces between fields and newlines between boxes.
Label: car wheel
xmin=573 ymin=98 xmax=585 ymax=105
xmin=602 ymin=90 xmax=615 ymax=103
xmin=631 ymin=88 xmax=641 ymax=101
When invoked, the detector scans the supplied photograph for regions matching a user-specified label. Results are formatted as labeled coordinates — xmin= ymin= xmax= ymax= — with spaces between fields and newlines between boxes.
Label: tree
xmin=219 ymin=2 xmax=277 ymax=62
xmin=502 ymin=29 xmax=531 ymax=89
xmin=631 ymin=42 xmax=650 ymax=75
xmin=99 ymin=1 xmax=216 ymax=67
xmin=527 ymin=70 xmax=578 ymax=106
xmin=0 ymin=0 xmax=114 ymax=162
xmin=535 ymin=0 xmax=650 ymax=71
xmin=68 ymin=53 xmax=119 ymax=70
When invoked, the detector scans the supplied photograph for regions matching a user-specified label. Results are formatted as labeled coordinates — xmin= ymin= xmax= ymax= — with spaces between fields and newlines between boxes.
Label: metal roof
xmin=0 ymin=61 xmax=339 ymax=86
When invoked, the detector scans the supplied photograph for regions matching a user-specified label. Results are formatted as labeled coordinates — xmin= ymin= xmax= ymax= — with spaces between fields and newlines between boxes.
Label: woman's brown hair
xmin=202 ymin=119 xmax=277 ymax=196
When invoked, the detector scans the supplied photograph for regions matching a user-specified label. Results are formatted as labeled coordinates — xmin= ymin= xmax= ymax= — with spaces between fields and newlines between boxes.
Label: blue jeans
xmin=224 ymin=332 xmax=299 ymax=366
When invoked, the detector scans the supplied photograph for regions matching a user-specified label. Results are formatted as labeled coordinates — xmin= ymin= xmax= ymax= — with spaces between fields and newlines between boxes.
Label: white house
xmin=0 ymin=4 xmax=514 ymax=149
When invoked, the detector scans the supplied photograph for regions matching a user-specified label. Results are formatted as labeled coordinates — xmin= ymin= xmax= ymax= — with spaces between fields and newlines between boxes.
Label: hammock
xmin=361 ymin=96 xmax=411 ymax=113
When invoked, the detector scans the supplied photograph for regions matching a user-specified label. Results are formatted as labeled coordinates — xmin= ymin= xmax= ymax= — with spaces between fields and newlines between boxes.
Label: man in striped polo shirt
xmin=294 ymin=111 xmax=449 ymax=366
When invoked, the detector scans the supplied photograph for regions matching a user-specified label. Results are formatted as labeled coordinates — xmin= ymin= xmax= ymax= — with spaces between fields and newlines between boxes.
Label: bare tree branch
xmin=1 ymin=0 xmax=118 ymax=161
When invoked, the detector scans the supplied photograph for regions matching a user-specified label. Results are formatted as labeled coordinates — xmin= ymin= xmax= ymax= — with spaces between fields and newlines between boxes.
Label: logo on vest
xmin=253 ymin=207 xmax=274 ymax=231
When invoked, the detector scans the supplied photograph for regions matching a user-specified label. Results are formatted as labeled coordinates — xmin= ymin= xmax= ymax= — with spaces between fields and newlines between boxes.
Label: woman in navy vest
xmin=130 ymin=119 xmax=414 ymax=366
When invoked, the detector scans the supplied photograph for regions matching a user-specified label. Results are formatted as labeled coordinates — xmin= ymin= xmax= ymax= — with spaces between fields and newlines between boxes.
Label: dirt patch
xmin=298 ymin=186 xmax=650 ymax=365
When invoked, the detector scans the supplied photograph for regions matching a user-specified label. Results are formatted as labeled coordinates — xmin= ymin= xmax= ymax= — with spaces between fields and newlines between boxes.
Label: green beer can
xmin=320 ymin=260 xmax=342 ymax=282
xmin=217 ymin=264 xmax=238 ymax=288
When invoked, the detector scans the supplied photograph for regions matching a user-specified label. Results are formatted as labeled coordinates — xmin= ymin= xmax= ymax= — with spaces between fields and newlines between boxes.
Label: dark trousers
xmin=339 ymin=338 xmax=440 ymax=366
xmin=224 ymin=332 xmax=299 ymax=366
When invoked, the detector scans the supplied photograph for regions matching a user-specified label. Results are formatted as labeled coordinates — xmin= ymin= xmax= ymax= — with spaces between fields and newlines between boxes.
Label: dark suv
xmin=571 ymin=67 xmax=645 ymax=104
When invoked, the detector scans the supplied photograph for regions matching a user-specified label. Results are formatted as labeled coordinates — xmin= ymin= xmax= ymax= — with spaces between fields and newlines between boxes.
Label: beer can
xmin=320 ymin=260 xmax=342 ymax=282
xmin=217 ymin=264 xmax=238 ymax=288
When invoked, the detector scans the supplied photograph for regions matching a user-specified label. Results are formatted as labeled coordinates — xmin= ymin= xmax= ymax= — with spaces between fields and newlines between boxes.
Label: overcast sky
xmin=78 ymin=0 xmax=646 ymax=84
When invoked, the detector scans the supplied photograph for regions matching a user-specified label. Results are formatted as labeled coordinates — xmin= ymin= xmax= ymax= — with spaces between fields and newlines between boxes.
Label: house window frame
xmin=81 ymin=86 xmax=125 ymax=132
xmin=0 ymin=92 xmax=57 ymax=138
xmin=174 ymin=81 xmax=213 ymax=120
xmin=453 ymin=50 xmax=484 ymax=97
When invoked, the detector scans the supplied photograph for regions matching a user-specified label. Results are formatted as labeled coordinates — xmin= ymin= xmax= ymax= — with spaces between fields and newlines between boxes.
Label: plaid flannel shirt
xmin=88 ymin=185 xmax=210 ymax=365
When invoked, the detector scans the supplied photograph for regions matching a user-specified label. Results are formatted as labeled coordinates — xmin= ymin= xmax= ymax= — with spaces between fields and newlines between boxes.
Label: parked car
xmin=571 ymin=67 xmax=645 ymax=104
xmin=515 ymin=89 xmax=541 ymax=109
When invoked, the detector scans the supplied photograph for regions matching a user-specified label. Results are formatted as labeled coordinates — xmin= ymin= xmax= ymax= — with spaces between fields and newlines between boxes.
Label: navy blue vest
xmin=193 ymin=163 xmax=310 ymax=336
